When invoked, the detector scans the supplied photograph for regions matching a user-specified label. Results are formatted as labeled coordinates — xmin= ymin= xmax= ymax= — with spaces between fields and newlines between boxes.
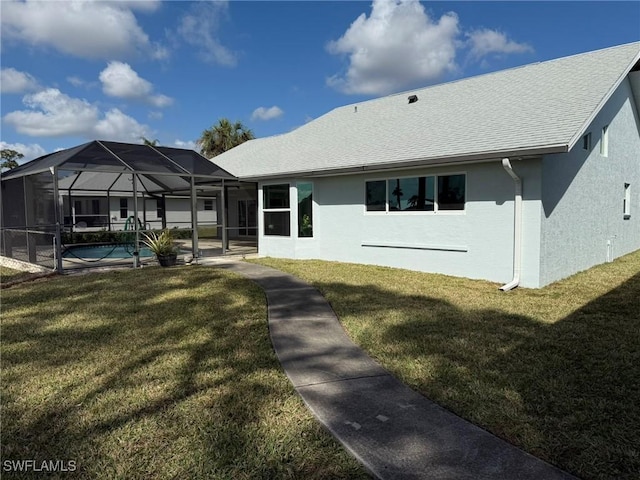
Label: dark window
xmin=92 ymin=199 xmax=100 ymax=215
xmin=204 ymin=199 xmax=214 ymax=211
xmin=264 ymin=184 xmax=290 ymax=209
xmin=264 ymin=211 xmax=290 ymax=236
xmin=583 ymin=133 xmax=591 ymax=150
xmin=156 ymin=198 xmax=165 ymax=219
xmin=437 ymin=174 xmax=466 ymax=210
xmin=387 ymin=176 xmax=434 ymax=211
xmin=74 ymin=200 xmax=82 ymax=215
xmin=120 ymin=198 xmax=128 ymax=219
xmin=365 ymin=180 xmax=386 ymax=211
xmin=297 ymin=182 xmax=313 ymax=237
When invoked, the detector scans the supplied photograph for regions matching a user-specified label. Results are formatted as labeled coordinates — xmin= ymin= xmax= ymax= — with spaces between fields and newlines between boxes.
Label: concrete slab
xmin=298 ymin=375 xmax=573 ymax=480
xmin=214 ymin=260 xmax=578 ymax=480
xmin=269 ymin=315 xmax=389 ymax=386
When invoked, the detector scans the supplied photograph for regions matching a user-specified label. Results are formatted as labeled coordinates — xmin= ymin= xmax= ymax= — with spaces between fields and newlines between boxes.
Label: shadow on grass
xmin=304 ymin=273 xmax=640 ymax=480
xmin=1 ymin=267 xmax=368 ymax=479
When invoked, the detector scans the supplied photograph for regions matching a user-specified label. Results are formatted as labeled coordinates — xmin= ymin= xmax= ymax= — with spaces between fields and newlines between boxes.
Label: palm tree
xmin=392 ymin=179 xmax=403 ymax=211
xmin=197 ymin=118 xmax=254 ymax=158
xmin=141 ymin=137 xmax=159 ymax=146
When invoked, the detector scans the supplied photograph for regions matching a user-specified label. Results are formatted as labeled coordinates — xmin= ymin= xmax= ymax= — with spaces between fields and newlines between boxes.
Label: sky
xmin=1 ymin=0 xmax=639 ymax=164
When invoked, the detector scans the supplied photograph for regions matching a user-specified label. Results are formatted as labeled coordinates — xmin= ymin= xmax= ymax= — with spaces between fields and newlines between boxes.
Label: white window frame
xmin=624 ymin=183 xmax=631 ymax=219
xmin=364 ymin=172 xmax=466 ymax=215
xmin=600 ymin=125 xmax=609 ymax=157
xmin=262 ymin=183 xmax=291 ymax=236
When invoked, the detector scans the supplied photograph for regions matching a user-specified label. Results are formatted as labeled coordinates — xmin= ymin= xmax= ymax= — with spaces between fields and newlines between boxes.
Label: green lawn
xmin=1 ymin=266 xmax=368 ymax=479
xmin=1 ymin=266 xmax=34 ymax=285
xmin=252 ymin=251 xmax=640 ymax=480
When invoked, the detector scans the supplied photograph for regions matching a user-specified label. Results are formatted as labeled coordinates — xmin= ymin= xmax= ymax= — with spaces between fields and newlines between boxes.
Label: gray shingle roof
xmin=214 ymin=42 xmax=640 ymax=179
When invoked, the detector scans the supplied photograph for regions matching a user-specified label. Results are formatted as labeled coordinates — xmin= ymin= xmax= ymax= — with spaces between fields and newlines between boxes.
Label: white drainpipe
xmin=500 ymin=158 xmax=522 ymax=291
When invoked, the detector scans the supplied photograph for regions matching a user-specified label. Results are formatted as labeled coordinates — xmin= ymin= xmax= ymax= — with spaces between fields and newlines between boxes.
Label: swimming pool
xmin=62 ymin=244 xmax=154 ymax=259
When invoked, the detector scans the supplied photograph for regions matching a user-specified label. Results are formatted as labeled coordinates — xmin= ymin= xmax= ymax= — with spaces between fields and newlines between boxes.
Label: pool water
xmin=62 ymin=244 xmax=155 ymax=259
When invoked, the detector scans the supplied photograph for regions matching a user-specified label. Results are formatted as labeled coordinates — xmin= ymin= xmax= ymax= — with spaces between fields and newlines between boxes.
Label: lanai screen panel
xmin=61 ymin=142 xmax=129 ymax=172
xmin=101 ymin=142 xmax=188 ymax=175
xmin=1 ymin=171 xmax=57 ymax=268
xmin=156 ymin=146 xmax=236 ymax=178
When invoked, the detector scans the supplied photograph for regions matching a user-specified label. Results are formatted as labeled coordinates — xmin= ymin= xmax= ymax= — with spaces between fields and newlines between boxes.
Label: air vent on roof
xmin=408 ymin=95 xmax=418 ymax=104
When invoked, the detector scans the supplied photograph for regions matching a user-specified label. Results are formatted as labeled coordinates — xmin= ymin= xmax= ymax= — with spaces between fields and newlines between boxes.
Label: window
xmin=600 ymin=125 xmax=609 ymax=157
xmin=387 ymin=177 xmax=434 ymax=211
xmin=583 ymin=133 xmax=591 ymax=150
xmin=156 ymin=197 xmax=165 ymax=219
xmin=365 ymin=174 xmax=465 ymax=213
xmin=204 ymin=199 xmax=214 ymax=211
xmin=366 ymin=180 xmax=386 ymax=211
xmin=624 ymin=183 xmax=631 ymax=219
xmin=438 ymin=174 xmax=466 ymax=210
xmin=92 ymin=199 xmax=101 ymax=215
xmin=297 ymin=182 xmax=313 ymax=237
xmin=120 ymin=198 xmax=128 ymax=219
xmin=263 ymin=184 xmax=290 ymax=236
xmin=74 ymin=200 xmax=82 ymax=215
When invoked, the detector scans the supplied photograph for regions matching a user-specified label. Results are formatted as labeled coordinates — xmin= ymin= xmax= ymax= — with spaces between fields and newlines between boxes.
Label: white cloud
xmin=67 ymin=76 xmax=86 ymax=88
xmin=3 ymin=88 xmax=150 ymax=142
xmin=174 ymin=139 xmax=197 ymax=151
xmin=251 ymin=106 xmax=284 ymax=121
xmin=467 ymin=29 xmax=533 ymax=59
xmin=0 ymin=67 xmax=39 ymax=94
xmin=0 ymin=141 xmax=46 ymax=162
xmin=326 ymin=0 xmax=459 ymax=95
xmin=93 ymin=109 xmax=149 ymax=142
xmin=99 ymin=61 xmax=173 ymax=107
xmin=178 ymin=1 xmax=237 ymax=67
xmin=0 ymin=0 xmax=164 ymax=60
xmin=148 ymin=111 xmax=164 ymax=120
xmin=4 ymin=88 xmax=100 ymax=137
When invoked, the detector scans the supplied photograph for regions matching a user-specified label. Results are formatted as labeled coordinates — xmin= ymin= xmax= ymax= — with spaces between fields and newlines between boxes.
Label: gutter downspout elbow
xmin=500 ymin=158 xmax=522 ymax=291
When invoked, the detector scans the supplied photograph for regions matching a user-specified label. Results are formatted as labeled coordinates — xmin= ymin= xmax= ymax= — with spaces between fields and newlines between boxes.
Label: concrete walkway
xmin=210 ymin=259 xmax=578 ymax=480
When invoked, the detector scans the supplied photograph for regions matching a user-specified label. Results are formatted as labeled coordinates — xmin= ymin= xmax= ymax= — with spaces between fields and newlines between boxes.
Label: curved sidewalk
xmin=213 ymin=259 xmax=577 ymax=480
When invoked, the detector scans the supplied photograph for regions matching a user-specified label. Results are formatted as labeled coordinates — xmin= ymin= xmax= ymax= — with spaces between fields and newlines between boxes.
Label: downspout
xmin=500 ymin=158 xmax=522 ymax=291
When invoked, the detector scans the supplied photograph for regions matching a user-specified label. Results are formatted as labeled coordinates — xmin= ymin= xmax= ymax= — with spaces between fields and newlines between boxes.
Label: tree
xmin=197 ymin=118 xmax=254 ymax=158
xmin=141 ymin=137 xmax=159 ymax=146
xmin=1 ymin=149 xmax=24 ymax=170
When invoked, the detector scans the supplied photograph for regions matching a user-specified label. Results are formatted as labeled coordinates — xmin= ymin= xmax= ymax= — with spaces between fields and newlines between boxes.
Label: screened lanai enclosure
xmin=0 ymin=140 xmax=257 ymax=272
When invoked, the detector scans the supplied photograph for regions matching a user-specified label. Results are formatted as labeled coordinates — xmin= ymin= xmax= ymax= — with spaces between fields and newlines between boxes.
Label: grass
xmin=1 ymin=266 xmax=368 ymax=479
xmin=1 ymin=266 xmax=34 ymax=285
xmin=252 ymin=251 xmax=640 ymax=480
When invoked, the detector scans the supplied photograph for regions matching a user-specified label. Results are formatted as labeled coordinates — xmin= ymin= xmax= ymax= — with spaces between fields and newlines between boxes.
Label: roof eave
xmin=233 ymin=144 xmax=569 ymax=181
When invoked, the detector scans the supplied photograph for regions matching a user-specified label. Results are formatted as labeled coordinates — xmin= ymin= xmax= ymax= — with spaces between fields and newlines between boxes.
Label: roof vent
xmin=408 ymin=94 xmax=418 ymax=104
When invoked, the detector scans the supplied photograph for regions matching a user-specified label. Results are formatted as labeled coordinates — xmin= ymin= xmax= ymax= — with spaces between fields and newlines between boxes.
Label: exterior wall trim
xmin=361 ymin=242 xmax=468 ymax=252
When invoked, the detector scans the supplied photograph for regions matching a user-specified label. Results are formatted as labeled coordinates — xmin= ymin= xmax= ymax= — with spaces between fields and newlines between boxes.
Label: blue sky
xmin=1 ymin=0 xmax=639 ymax=163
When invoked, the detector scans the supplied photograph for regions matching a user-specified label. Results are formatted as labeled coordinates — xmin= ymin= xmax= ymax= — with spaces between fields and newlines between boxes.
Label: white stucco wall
xmin=540 ymin=77 xmax=640 ymax=285
xmin=258 ymin=160 xmax=544 ymax=287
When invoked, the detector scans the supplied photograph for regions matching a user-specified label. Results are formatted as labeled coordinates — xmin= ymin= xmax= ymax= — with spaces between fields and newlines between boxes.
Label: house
xmin=211 ymin=42 xmax=640 ymax=289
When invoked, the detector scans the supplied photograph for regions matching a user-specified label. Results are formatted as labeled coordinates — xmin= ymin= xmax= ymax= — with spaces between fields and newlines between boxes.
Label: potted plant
xmin=142 ymin=229 xmax=178 ymax=267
